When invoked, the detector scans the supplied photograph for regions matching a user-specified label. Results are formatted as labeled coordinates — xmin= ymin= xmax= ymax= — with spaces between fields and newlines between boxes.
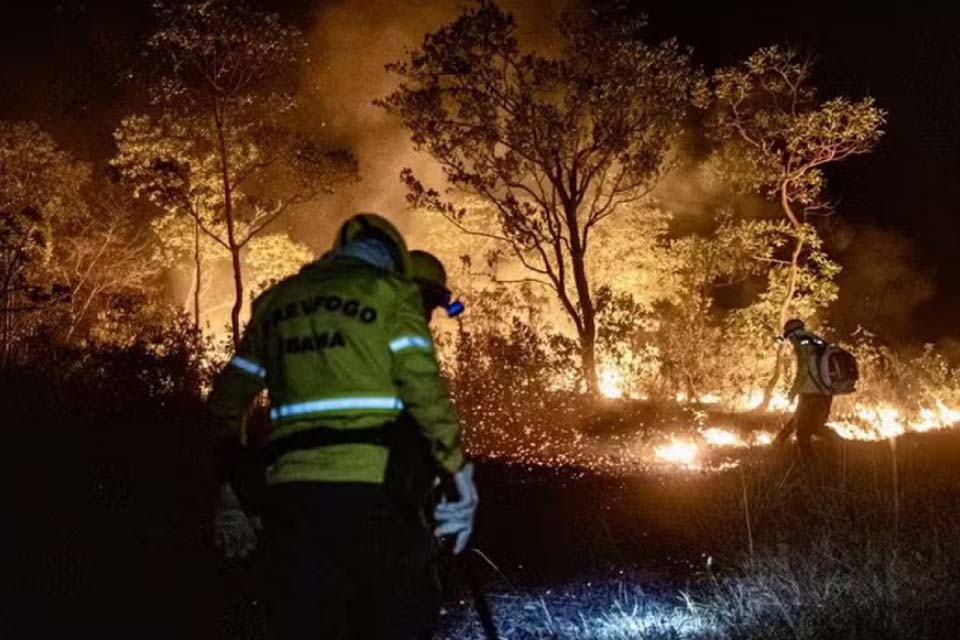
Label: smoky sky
xmin=2 ymin=0 xmax=959 ymax=340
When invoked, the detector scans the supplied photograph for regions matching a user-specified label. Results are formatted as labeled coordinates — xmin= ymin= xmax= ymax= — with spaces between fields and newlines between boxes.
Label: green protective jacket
xmin=207 ymin=256 xmax=464 ymax=485
xmin=789 ymin=331 xmax=829 ymax=398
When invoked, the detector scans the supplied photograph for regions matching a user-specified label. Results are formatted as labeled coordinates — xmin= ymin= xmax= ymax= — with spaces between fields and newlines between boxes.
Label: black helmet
xmin=783 ymin=318 xmax=805 ymax=339
xmin=410 ymin=250 xmax=464 ymax=318
xmin=410 ymin=250 xmax=448 ymax=293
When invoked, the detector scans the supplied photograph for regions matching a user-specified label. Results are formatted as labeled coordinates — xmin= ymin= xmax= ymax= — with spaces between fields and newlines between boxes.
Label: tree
xmin=0 ymin=121 xmax=88 ymax=367
xmin=379 ymin=2 xmax=704 ymax=394
xmin=724 ymin=223 xmax=840 ymax=405
xmin=149 ymin=211 xmax=312 ymax=332
xmin=653 ymin=212 xmax=839 ymax=402
xmin=654 ymin=214 xmax=772 ymax=400
xmin=148 ymin=209 xmax=222 ymax=329
xmin=708 ymin=46 xmax=885 ymax=404
xmin=245 ymin=233 xmax=312 ymax=296
xmin=114 ymin=0 xmax=358 ymax=346
xmin=50 ymin=183 xmax=164 ymax=345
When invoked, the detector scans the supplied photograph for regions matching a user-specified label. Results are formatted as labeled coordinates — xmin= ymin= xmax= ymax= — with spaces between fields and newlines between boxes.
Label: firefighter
xmin=208 ymin=214 xmax=476 ymax=640
xmin=780 ymin=318 xmax=839 ymax=461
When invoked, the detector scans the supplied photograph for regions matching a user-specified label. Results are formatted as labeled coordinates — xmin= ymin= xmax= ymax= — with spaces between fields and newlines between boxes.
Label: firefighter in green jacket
xmin=781 ymin=318 xmax=838 ymax=461
xmin=208 ymin=214 xmax=476 ymax=640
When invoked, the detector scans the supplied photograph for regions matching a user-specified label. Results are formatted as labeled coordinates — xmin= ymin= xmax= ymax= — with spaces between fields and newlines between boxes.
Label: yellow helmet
xmin=410 ymin=250 xmax=464 ymax=317
xmin=334 ymin=212 xmax=412 ymax=277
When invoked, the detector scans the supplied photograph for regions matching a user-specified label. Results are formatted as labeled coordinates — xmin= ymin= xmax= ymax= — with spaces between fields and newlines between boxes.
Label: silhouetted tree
xmin=708 ymin=46 xmax=885 ymax=405
xmin=114 ymin=0 xmax=357 ymax=346
xmin=380 ymin=2 xmax=704 ymax=394
xmin=0 ymin=121 xmax=88 ymax=367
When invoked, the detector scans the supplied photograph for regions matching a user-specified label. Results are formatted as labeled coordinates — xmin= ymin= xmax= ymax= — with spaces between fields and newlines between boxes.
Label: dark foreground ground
xmin=3 ymin=458 xmax=703 ymax=639
xmin=5 ymin=427 xmax=960 ymax=639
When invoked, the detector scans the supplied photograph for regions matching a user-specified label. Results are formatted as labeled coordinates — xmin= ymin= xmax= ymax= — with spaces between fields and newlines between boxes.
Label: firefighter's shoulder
xmin=328 ymin=259 xmax=420 ymax=305
xmin=378 ymin=267 xmax=421 ymax=299
xmin=249 ymin=271 xmax=306 ymax=322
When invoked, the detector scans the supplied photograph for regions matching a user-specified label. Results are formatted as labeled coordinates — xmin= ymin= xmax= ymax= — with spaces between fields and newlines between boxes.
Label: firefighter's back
xmin=254 ymin=256 xmax=415 ymax=485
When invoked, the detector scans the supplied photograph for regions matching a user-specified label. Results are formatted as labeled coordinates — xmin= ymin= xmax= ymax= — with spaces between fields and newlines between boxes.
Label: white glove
xmin=434 ymin=462 xmax=478 ymax=554
xmin=213 ymin=482 xmax=259 ymax=559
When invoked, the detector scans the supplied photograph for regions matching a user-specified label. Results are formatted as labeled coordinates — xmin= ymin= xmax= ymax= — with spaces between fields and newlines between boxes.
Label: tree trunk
xmin=567 ymin=212 xmax=599 ymax=396
xmin=193 ymin=217 xmax=201 ymax=331
xmin=683 ymin=369 xmax=698 ymax=404
xmin=213 ymin=105 xmax=243 ymax=348
xmin=0 ymin=288 xmax=10 ymax=371
xmin=579 ymin=326 xmax=599 ymax=396
xmin=228 ymin=246 xmax=243 ymax=348
xmin=65 ymin=287 xmax=101 ymax=345
xmin=762 ymin=182 xmax=805 ymax=410
xmin=0 ymin=266 xmax=19 ymax=371
xmin=182 ymin=265 xmax=196 ymax=314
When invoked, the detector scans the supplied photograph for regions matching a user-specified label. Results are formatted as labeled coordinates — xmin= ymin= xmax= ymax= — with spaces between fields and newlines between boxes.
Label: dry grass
xmin=687 ymin=434 xmax=960 ymax=639
xmin=440 ymin=430 xmax=960 ymax=639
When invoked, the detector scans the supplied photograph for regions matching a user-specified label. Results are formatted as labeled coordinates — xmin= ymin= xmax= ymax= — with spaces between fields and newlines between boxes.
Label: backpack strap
xmin=798 ymin=333 xmax=830 ymax=394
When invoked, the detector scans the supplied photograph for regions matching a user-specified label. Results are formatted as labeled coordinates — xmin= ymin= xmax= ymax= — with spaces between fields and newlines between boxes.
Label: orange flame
xmin=654 ymin=438 xmax=699 ymax=467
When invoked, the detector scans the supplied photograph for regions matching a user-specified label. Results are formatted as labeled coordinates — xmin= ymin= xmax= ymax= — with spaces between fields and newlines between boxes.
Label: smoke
xmin=651 ymin=156 xmax=781 ymax=236
xmin=294 ymin=0 xmax=575 ymax=255
xmin=829 ymin=222 xmax=936 ymax=342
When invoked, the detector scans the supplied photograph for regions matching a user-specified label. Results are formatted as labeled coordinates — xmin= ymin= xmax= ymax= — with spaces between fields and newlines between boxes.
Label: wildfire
xmin=828 ymin=400 xmax=960 ymax=441
xmin=651 ymin=396 xmax=960 ymax=471
xmin=650 ymin=427 xmax=776 ymax=470
xmin=753 ymin=431 xmax=775 ymax=446
xmin=598 ymin=365 xmax=625 ymax=399
xmin=697 ymin=427 xmax=776 ymax=448
xmin=736 ymin=389 xmax=795 ymax=412
xmin=475 ymin=362 xmax=960 ymax=475
xmin=654 ymin=438 xmax=699 ymax=468
xmin=915 ymin=401 xmax=960 ymax=433
xmin=857 ymin=406 xmax=905 ymax=439
xmin=699 ymin=427 xmax=747 ymax=448
xmin=674 ymin=392 xmax=722 ymax=405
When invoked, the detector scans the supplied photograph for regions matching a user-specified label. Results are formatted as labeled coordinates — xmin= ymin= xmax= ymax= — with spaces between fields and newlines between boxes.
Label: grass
xmin=439 ymin=429 xmax=960 ymax=639
xmin=438 ymin=577 xmax=714 ymax=639
xmin=693 ymin=534 xmax=960 ymax=639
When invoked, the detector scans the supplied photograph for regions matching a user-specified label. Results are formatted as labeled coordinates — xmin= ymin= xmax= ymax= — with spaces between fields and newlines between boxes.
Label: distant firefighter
xmin=775 ymin=319 xmax=859 ymax=461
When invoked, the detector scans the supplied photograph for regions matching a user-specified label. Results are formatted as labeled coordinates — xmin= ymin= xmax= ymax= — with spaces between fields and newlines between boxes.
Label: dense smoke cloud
xmin=829 ymin=222 xmax=936 ymax=341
